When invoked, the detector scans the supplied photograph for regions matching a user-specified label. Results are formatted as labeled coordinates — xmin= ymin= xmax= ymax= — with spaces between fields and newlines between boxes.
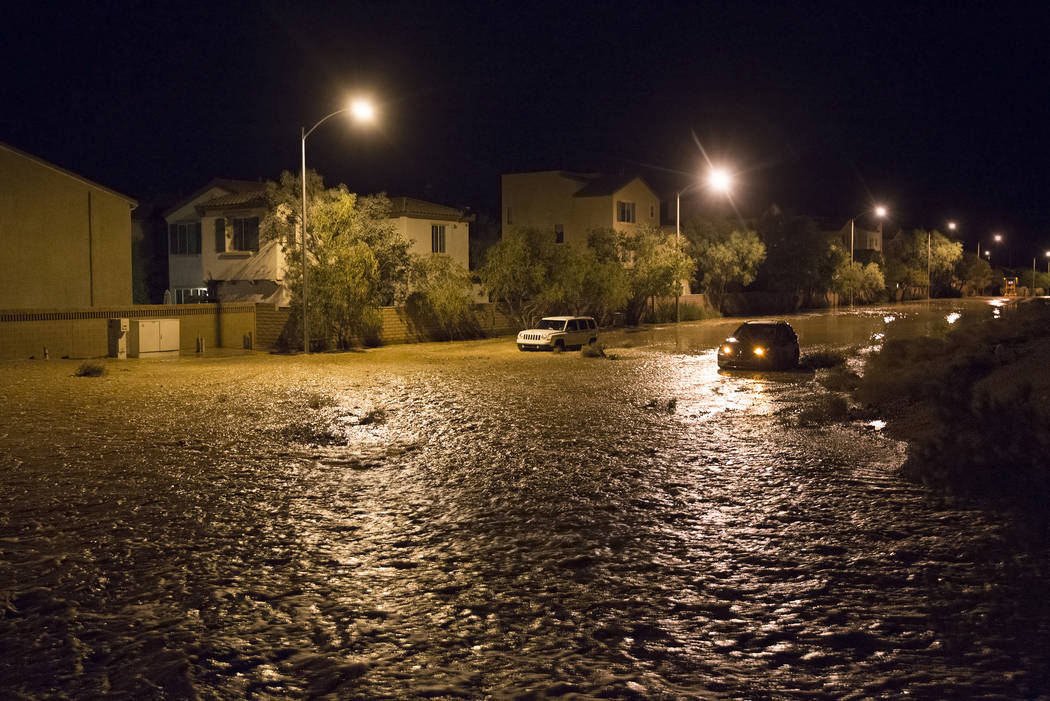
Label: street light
xmin=848 ymin=205 xmax=887 ymax=306
xmin=675 ymin=166 xmax=734 ymax=322
xmin=978 ymin=233 xmax=1003 ymax=263
xmin=300 ymin=97 xmax=376 ymax=354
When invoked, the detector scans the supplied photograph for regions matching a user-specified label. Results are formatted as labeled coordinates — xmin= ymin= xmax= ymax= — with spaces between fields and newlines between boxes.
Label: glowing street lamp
xmin=947 ymin=221 xmax=958 ymax=232
xmin=978 ymin=233 xmax=1003 ymax=263
xmin=848 ymin=205 xmax=887 ymax=306
xmin=1045 ymin=250 xmax=1050 ymax=275
xmin=674 ymin=166 xmax=734 ymax=322
xmin=300 ymin=97 xmax=377 ymax=353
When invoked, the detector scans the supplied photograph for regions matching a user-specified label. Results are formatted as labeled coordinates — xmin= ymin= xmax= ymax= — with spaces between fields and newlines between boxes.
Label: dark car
xmin=717 ymin=320 xmax=800 ymax=370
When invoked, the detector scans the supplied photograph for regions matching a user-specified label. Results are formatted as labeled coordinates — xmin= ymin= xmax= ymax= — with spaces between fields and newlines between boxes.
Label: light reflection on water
xmin=0 ymin=298 xmax=1043 ymax=699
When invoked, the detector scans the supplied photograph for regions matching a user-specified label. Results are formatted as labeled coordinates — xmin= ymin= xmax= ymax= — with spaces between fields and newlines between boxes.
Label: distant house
xmin=0 ymin=141 xmax=137 ymax=309
xmin=164 ymin=179 xmax=277 ymax=304
xmin=500 ymin=170 xmax=660 ymax=245
xmin=830 ymin=218 xmax=884 ymax=260
xmin=388 ymin=196 xmax=473 ymax=271
xmin=165 ymin=181 xmax=473 ymax=305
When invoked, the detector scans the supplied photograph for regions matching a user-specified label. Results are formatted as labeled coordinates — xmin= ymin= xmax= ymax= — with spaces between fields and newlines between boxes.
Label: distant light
xmin=993 ymin=233 xmax=1003 ymax=243
xmin=984 ymin=250 xmax=991 ymax=258
xmin=947 ymin=221 xmax=957 ymax=231
xmin=1045 ymin=251 xmax=1050 ymax=258
xmin=349 ymin=98 xmax=376 ymax=123
xmin=708 ymin=168 xmax=732 ymax=194
xmin=874 ymin=205 xmax=888 ymax=218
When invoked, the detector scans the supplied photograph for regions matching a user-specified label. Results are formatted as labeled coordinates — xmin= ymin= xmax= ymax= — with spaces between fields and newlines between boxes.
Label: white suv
xmin=517 ymin=316 xmax=599 ymax=351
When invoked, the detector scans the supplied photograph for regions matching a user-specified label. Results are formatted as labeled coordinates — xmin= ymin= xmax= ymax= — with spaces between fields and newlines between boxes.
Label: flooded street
xmin=2 ymin=299 xmax=1048 ymax=699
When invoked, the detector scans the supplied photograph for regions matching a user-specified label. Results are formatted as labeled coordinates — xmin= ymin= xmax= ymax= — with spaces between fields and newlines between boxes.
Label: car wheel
xmin=554 ymin=340 xmax=564 ymax=353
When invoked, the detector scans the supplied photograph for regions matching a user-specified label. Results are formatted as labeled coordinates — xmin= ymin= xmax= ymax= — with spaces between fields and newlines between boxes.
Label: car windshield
xmin=733 ymin=324 xmax=778 ymax=343
xmin=537 ymin=319 xmax=566 ymax=330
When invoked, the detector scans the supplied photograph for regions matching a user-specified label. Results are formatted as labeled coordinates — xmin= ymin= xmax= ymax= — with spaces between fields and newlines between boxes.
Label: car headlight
xmin=753 ymin=347 xmax=765 ymax=356
xmin=722 ymin=345 xmax=733 ymax=355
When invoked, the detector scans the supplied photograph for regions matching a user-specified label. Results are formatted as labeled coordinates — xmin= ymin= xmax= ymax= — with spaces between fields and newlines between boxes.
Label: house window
xmin=214 ymin=218 xmax=226 ymax=252
xmin=506 ymin=207 xmax=512 ymax=225
xmin=431 ymin=224 xmax=446 ymax=253
xmin=169 ymin=221 xmax=201 ymax=254
xmin=616 ymin=201 xmax=636 ymax=224
xmin=554 ymin=224 xmax=564 ymax=244
xmin=649 ymin=204 xmax=655 ymax=219
xmin=231 ymin=217 xmax=259 ymax=252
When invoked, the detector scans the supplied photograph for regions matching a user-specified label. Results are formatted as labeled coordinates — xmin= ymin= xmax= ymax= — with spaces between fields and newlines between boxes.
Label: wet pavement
xmin=1 ymin=299 xmax=1048 ymax=699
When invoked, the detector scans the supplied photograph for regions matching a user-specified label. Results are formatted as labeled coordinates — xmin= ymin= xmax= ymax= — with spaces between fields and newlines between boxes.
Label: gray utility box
xmin=107 ymin=318 xmax=129 ymax=359
xmin=128 ymin=318 xmax=180 ymax=357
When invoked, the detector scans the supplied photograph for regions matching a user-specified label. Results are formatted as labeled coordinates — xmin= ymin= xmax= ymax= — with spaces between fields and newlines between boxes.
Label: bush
xmin=581 ymin=342 xmax=606 ymax=358
xmin=74 ymin=362 xmax=106 ymax=377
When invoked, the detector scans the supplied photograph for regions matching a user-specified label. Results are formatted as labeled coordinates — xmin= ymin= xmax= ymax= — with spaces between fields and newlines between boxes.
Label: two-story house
xmin=499 ymin=170 xmax=661 ymax=245
xmin=1 ymin=141 xmax=136 ymax=309
xmin=166 ymin=180 xmax=472 ymax=305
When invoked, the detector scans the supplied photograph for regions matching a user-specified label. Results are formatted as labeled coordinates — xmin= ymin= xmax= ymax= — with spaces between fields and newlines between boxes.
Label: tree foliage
xmin=754 ymin=211 xmax=839 ymax=300
xmin=405 ymin=254 xmax=478 ymax=340
xmin=686 ymin=218 xmax=766 ymax=312
xmin=261 ymin=169 xmax=410 ymax=349
xmin=884 ymin=228 xmax=963 ymax=296
xmin=956 ymin=252 xmax=994 ymax=295
xmin=618 ymin=226 xmax=695 ymax=324
xmin=833 ymin=259 xmax=885 ymax=303
xmin=478 ymin=228 xmax=557 ymax=329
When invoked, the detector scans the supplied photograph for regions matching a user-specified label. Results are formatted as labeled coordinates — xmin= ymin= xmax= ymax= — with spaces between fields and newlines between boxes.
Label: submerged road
xmin=1 ymin=299 xmax=1047 ymax=699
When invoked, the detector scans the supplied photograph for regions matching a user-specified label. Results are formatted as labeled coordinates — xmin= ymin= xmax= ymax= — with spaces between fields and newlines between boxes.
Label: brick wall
xmin=0 ymin=303 xmax=256 ymax=360
xmin=251 ymin=303 xmax=517 ymax=352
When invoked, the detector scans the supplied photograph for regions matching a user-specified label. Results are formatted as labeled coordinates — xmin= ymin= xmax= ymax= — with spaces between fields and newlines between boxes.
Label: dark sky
xmin=4 ymin=1 xmax=1050 ymax=258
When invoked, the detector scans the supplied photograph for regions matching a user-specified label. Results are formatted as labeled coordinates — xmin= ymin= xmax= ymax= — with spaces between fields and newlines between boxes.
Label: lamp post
xmin=848 ymin=205 xmax=887 ymax=306
xmin=674 ymin=166 xmax=732 ymax=322
xmin=300 ymin=98 xmax=376 ymax=354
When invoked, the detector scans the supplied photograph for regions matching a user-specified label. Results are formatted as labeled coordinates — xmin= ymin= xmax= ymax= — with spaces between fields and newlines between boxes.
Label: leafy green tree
xmin=690 ymin=224 xmax=766 ymax=313
xmin=619 ymin=225 xmax=695 ymax=324
xmin=833 ymin=259 xmax=885 ymax=303
xmin=884 ymin=229 xmax=963 ymax=297
xmin=754 ymin=211 xmax=838 ymax=301
xmin=956 ymin=252 xmax=994 ymax=295
xmin=261 ymin=169 xmax=410 ymax=349
xmin=478 ymin=228 xmax=558 ymax=328
xmin=405 ymin=254 xmax=478 ymax=340
xmin=538 ymin=228 xmax=629 ymax=322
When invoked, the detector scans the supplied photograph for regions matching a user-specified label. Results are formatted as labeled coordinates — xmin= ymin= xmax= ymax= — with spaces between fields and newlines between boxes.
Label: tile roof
xmin=388 ymin=196 xmax=474 ymax=222
xmin=197 ymin=187 xmax=268 ymax=210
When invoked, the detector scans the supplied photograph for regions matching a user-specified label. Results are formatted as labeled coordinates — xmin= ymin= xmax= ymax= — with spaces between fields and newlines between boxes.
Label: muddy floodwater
xmin=2 ymin=299 xmax=1048 ymax=699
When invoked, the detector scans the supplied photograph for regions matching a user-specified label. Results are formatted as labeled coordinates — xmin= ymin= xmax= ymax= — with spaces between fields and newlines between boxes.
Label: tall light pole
xmin=848 ymin=205 xmax=887 ymax=306
xmin=674 ymin=166 xmax=732 ymax=322
xmin=300 ymin=98 xmax=376 ymax=353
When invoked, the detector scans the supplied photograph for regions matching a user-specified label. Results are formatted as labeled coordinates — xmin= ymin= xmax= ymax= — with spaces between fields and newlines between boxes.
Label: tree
xmin=405 ymin=254 xmax=478 ymax=340
xmin=478 ymin=227 xmax=557 ymax=328
xmin=690 ymin=223 xmax=766 ymax=313
xmin=884 ymin=228 xmax=963 ymax=297
xmin=754 ymin=211 xmax=838 ymax=302
xmin=961 ymin=250 xmax=991 ymax=293
xmin=261 ymin=170 xmax=410 ymax=349
xmin=833 ymin=259 xmax=885 ymax=303
xmin=619 ymin=226 xmax=695 ymax=324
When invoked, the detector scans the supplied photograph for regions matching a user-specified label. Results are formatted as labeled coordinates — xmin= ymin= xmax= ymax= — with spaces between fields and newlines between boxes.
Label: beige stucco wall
xmin=501 ymin=171 xmax=661 ymax=246
xmin=0 ymin=145 xmax=134 ymax=309
xmin=390 ymin=216 xmax=469 ymax=270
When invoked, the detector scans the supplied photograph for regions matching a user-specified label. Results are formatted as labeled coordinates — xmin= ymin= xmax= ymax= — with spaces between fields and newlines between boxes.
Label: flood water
xmin=2 ymin=298 xmax=1047 ymax=699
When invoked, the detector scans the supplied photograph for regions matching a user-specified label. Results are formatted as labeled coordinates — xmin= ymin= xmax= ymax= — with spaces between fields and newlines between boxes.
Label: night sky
xmin=4 ymin=1 xmax=1050 ymax=257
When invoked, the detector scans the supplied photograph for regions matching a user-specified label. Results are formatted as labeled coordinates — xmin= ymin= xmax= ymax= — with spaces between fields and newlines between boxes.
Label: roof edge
xmin=1 ymin=141 xmax=138 ymax=207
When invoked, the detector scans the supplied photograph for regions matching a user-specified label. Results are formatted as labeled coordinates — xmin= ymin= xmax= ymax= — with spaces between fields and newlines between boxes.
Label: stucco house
xmin=388 ymin=196 xmax=472 ymax=270
xmin=165 ymin=181 xmax=472 ymax=305
xmin=830 ymin=218 xmax=884 ymax=260
xmin=499 ymin=170 xmax=661 ymax=245
xmin=164 ymin=179 xmax=273 ymax=304
xmin=0 ymin=141 xmax=137 ymax=309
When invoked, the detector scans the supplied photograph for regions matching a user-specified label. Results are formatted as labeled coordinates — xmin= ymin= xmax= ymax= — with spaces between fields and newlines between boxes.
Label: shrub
xmin=74 ymin=362 xmax=106 ymax=377
xmin=581 ymin=342 xmax=607 ymax=358
xmin=651 ymin=299 xmax=720 ymax=323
